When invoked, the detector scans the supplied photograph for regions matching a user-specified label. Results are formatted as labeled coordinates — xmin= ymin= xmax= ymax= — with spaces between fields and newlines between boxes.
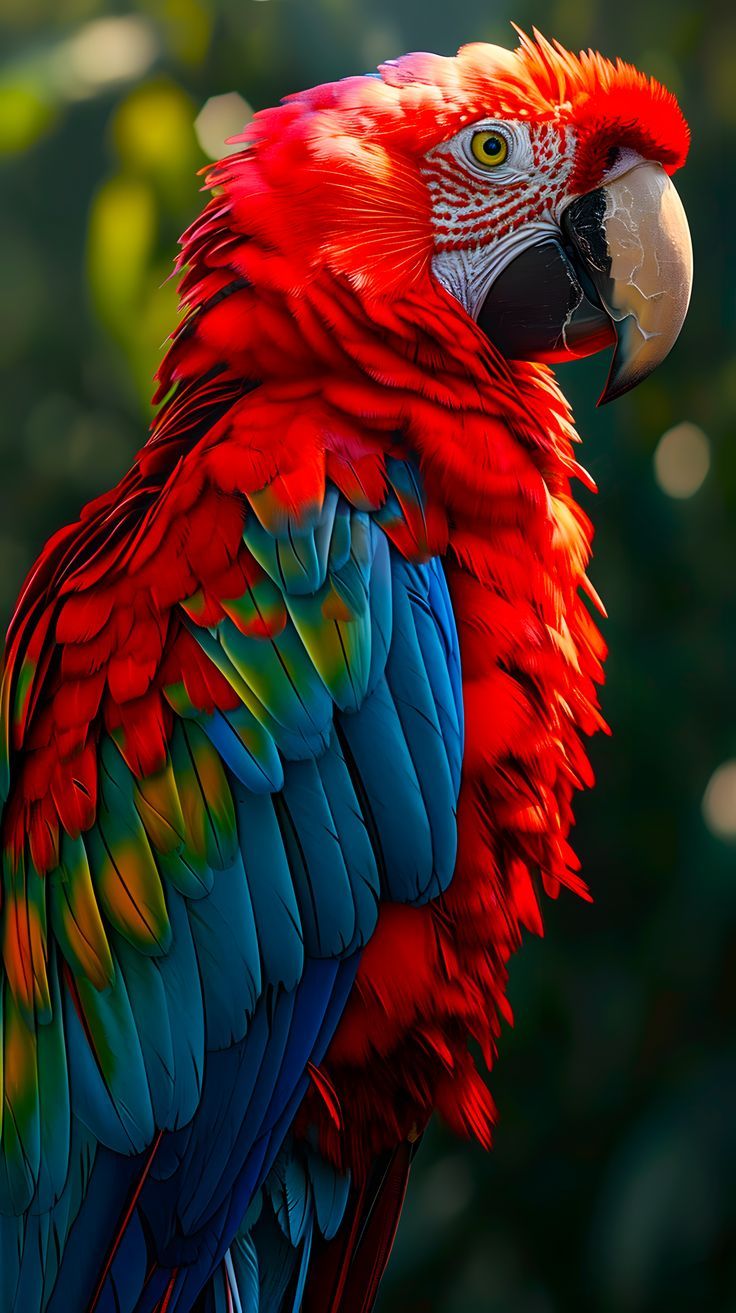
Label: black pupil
xmin=483 ymin=136 xmax=503 ymax=157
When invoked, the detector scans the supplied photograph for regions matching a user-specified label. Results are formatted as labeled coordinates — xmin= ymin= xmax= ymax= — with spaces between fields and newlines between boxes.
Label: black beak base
xmin=476 ymin=191 xmax=616 ymax=366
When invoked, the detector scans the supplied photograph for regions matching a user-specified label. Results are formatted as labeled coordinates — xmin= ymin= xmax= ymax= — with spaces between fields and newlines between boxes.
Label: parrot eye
xmin=469 ymin=130 xmax=509 ymax=168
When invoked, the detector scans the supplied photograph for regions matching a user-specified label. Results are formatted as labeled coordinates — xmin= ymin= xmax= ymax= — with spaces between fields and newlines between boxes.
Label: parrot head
xmin=203 ymin=29 xmax=692 ymax=404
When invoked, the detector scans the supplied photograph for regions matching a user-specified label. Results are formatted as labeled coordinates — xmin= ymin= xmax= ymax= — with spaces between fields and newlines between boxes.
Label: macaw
xmin=0 ymin=29 xmax=691 ymax=1313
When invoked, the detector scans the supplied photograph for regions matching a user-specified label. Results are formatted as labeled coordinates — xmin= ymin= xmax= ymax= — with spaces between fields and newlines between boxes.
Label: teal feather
xmin=339 ymin=675 xmax=434 ymax=904
xmin=188 ymin=624 xmax=323 ymax=762
xmin=171 ymin=719 xmax=239 ymax=871
xmin=243 ymin=488 xmax=341 ymax=597
xmin=312 ymin=487 xmax=340 ymax=578
xmin=0 ymin=979 xmax=40 ymax=1214
xmin=235 ymin=788 xmax=304 ymax=992
xmin=385 ymin=572 xmax=458 ymax=899
xmin=243 ymin=516 xmax=323 ymax=596
xmin=289 ymin=1208 xmax=313 ymax=1313
xmin=0 ymin=1211 xmax=21 ymax=1311
xmin=385 ymin=455 xmax=428 ymax=524
xmin=133 ymin=758 xmax=187 ymax=854
xmin=229 ymin=1233 xmax=260 ymax=1313
xmin=49 ymin=834 xmax=115 ymax=989
xmin=111 ymin=932 xmax=177 ymax=1129
xmin=373 ymin=487 xmax=404 ymax=535
xmin=219 ymin=620 xmax=333 ymax=748
xmin=366 ymin=525 xmax=393 ymax=694
xmin=315 ymin=735 xmax=380 ymax=953
xmin=411 ymin=568 xmax=464 ymax=795
xmin=33 ymin=953 xmax=70 ymax=1211
xmin=155 ymin=890 xmax=204 ymax=1128
xmin=157 ymin=844 xmax=214 ymax=901
xmin=2 ymin=851 xmax=50 ymax=1025
xmin=283 ymin=585 xmax=372 ymax=714
xmin=62 ymin=946 xmax=155 ymax=1154
xmin=326 ymin=498 xmax=352 ymax=573
xmin=188 ymin=851 xmax=262 ymax=1048
xmin=274 ymin=759 xmax=358 ymax=958
xmin=202 ymin=706 xmax=284 ymax=795
xmin=90 ymin=739 xmax=171 ymax=955
xmin=330 ymin=512 xmax=372 ymax=615
xmin=267 ymin=1148 xmax=311 ymax=1246
xmin=305 ymin=1144 xmax=351 ymax=1241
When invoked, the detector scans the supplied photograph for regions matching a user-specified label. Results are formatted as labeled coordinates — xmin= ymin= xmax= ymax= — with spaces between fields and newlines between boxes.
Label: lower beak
xmin=477 ymin=161 xmax=693 ymax=405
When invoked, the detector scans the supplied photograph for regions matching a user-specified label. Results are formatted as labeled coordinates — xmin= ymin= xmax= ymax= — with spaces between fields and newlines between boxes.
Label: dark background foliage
xmin=1 ymin=1 xmax=734 ymax=1309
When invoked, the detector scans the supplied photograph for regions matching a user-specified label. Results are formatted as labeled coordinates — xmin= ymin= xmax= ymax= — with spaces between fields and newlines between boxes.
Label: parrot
xmin=0 ymin=28 xmax=692 ymax=1313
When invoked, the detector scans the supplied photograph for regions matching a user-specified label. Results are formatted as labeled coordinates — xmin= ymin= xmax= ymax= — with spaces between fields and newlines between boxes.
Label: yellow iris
xmin=470 ymin=131 xmax=509 ymax=167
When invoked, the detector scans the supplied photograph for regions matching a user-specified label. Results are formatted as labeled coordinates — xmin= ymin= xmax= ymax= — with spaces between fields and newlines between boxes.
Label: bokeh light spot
xmin=653 ymin=422 xmax=710 ymax=499
xmin=87 ymin=177 xmax=157 ymax=332
xmin=56 ymin=18 xmax=159 ymax=97
xmin=113 ymin=81 xmax=197 ymax=181
xmin=702 ymin=760 xmax=736 ymax=841
xmin=0 ymin=82 xmax=56 ymax=154
xmin=194 ymin=92 xmax=252 ymax=160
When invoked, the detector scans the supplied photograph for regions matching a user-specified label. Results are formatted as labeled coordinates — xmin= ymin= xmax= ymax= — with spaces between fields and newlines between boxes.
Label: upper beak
xmin=477 ymin=161 xmax=693 ymax=405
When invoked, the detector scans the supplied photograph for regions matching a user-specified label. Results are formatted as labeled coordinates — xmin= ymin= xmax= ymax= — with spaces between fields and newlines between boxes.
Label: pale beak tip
xmin=596 ymin=369 xmax=638 ymax=407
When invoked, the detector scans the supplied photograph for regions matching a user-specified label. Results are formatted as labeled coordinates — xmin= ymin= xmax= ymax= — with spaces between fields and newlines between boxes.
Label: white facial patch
xmin=421 ymin=120 xmax=576 ymax=319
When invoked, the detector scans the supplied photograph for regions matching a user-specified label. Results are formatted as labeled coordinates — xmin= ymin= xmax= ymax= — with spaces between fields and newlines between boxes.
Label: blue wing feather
xmin=3 ymin=468 xmax=464 ymax=1313
xmin=339 ymin=675 xmax=436 ymax=904
xmin=385 ymin=567 xmax=458 ymax=897
xmin=235 ymin=789 xmax=305 ymax=992
xmin=188 ymin=853 xmax=262 ymax=1049
xmin=276 ymin=761 xmax=363 ymax=958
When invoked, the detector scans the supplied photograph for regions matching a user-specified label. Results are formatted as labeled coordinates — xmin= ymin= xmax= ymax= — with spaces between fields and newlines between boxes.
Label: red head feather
xmin=160 ymin=29 xmax=689 ymax=400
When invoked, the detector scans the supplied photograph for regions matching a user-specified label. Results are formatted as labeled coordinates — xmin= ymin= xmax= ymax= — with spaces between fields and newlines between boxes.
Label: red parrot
xmin=0 ymin=30 xmax=691 ymax=1313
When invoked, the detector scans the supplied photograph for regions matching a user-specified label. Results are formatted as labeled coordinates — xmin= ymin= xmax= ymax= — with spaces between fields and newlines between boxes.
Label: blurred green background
xmin=1 ymin=0 xmax=734 ymax=1310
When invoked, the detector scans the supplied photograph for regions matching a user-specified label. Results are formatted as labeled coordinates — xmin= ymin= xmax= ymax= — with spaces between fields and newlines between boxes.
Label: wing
xmin=0 ymin=423 xmax=463 ymax=1313
xmin=194 ymin=1131 xmax=421 ymax=1313
xmin=191 ymin=1131 xmax=419 ymax=1313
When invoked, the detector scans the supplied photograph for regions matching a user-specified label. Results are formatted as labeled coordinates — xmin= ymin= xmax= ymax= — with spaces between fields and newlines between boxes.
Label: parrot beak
xmin=477 ymin=161 xmax=693 ymax=405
